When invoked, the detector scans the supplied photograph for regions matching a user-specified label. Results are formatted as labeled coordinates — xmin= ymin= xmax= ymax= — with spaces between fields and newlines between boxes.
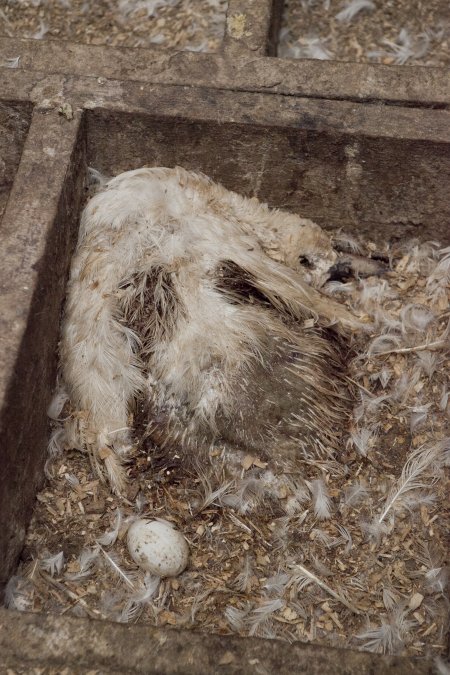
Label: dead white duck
xmin=60 ymin=166 xmax=369 ymax=493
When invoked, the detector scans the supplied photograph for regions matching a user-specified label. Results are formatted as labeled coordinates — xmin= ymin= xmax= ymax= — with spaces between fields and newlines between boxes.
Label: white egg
xmin=127 ymin=519 xmax=189 ymax=577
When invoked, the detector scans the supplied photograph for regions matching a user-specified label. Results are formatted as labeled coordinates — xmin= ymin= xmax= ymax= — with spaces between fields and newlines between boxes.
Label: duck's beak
xmin=327 ymin=254 xmax=388 ymax=282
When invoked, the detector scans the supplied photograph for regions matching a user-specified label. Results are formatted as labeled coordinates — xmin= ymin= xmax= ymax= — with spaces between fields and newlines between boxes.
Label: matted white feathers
xmin=60 ymin=166 xmax=360 ymax=492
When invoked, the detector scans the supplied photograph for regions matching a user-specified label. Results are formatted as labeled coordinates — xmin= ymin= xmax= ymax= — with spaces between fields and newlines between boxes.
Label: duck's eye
xmin=298 ymin=255 xmax=313 ymax=269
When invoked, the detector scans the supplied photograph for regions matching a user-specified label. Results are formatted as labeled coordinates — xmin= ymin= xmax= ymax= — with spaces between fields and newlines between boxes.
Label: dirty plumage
xmin=61 ymin=166 xmax=360 ymax=492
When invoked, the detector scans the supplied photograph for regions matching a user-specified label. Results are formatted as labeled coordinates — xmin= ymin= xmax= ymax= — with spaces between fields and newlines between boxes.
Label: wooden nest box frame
xmin=0 ymin=0 xmax=448 ymax=670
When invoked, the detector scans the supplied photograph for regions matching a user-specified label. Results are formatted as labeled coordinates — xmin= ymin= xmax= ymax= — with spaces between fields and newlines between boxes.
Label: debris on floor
xmin=8 ymin=231 xmax=449 ymax=658
xmin=2 ymin=0 xmax=449 ymax=67
xmin=279 ymin=0 xmax=450 ymax=67
xmin=0 ymin=0 xmax=228 ymax=52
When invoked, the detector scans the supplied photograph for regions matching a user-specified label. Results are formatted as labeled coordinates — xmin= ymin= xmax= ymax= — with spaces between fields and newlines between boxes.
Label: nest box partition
xmin=0 ymin=0 xmax=449 ymax=671
xmin=0 ymin=101 xmax=33 ymax=222
xmin=85 ymin=97 xmax=450 ymax=244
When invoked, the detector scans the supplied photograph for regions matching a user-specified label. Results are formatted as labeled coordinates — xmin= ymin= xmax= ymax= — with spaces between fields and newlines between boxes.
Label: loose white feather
xmin=221 ymin=476 xmax=267 ymax=514
xmin=390 ymin=371 xmax=421 ymax=406
xmin=349 ymin=425 xmax=378 ymax=456
xmin=416 ymin=351 xmax=441 ymax=378
xmin=40 ymin=551 xmax=64 ymax=577
xmin=409 ymin=404 xmax=431 ymax=434
xmin=97 ymin=508 xmax=123 ymax=546
xmin=283 ymin=477 xmax=310 ymax=515
xmin=197 ymin=475 xmax=235 ymax=513
xmin=247 ymin=598 xmax=285 ymax=637
xmin=368 ymin=335 xmax=401 ymax=356
xmin=65 ymin=546 xmax=100 ymax=581
xmin=434 ymin=657 xmax=450 ymax=675
xmin=64 ymin=472 xmax=80 ymax=487
xmin=3 ymin=56 xmax=20 ymax=68
xmin=279 ymin=35 xmax=334 ymax=60
xmin=439 ymin=385 xmax=449 ymax=412
xmin=368 ymin=29 xmax=430 ymax=65
xmin=425 ymin=567 xmax=448 ymax=594
xmin=311 ymin=528 xmax=335 ymax=548
xmin=309 ymin=478 xmax=332 ymax=519
xmin=100 ymin=547 xmax=137 ymax=589
xmin=47 ymin=385 xmax=69 ymax=420
xmin=32 ymin=20 xmax=49 ymax=39
xmin=377 ymin=441 xmax=447 ymax=526
xmin=335 ymin=0 xmax=375 ymax=23
xmin=262 ymin=573 xmax=290 ymax=596
xmin=224 ymin=604 xmax=251 ymax=632
xmin=289 ymin=563 xmax=360 ymax=614
xmin=356 ymin=609 xmax=415 ymax=654
xmin=4 ymin=576 xmax=34 ymax=611
xmin=358 ymin=279 xmax=396 ymax=313
xmin=400 ymin=304 xmax=435 ymax=334
xmin=382 ymin=586 xmax=401 ymax=611
xmin=87 ymin=166 xmax=109 ymax=189
xmin=47 ymin=427 xmax=67 ymax=458
xmin=369 ymin=367 xmax=392 ymax=389
xmin=344 ymin=481 xmax=369 ymax=507
xmin=332 ymin=231 xmax=364 ymax=255
xmin=117 ymin=573 xmax=160 ymax=623
xmin=336 ymin=524 xmax=353 ymax=554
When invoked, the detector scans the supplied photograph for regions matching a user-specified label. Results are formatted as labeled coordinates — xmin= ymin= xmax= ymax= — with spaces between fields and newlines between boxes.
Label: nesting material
xmin=0 ymin=0 xmax=228 ymax=52
xmin=8 ymin=176 xmax=449 ymax=659
xmin=279 ymin=0 xmax=450 ymax=67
